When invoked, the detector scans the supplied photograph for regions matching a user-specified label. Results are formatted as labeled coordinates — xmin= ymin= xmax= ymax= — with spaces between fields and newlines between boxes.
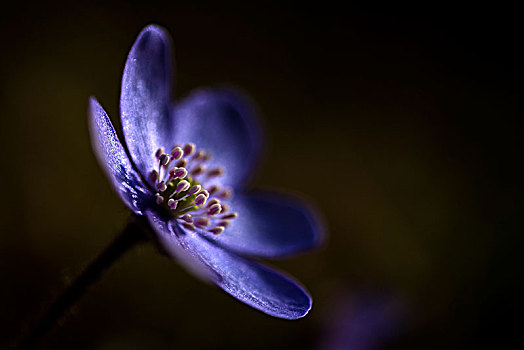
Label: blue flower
xmin=88 ymin=25 xmax=324 ymax=319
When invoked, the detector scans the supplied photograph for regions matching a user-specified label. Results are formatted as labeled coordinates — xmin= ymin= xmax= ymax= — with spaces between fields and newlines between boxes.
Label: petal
xmin=207 ymin=190 xmax=325 ymax=258
xmin=88 ymin=97 xmax=152 ymax=214
xmin=121 ymin=25 xmax=174 ymax=179
xmin=146 ymin=210 xmax=312 ymax=319
xmin=171 ymin=88 xmax=263 ymax=188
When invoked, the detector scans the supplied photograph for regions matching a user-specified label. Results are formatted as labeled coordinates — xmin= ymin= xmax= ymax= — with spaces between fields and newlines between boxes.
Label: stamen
xmin=194 ymin=217 xmax=210 ymax=227
xmin=209 ymin=226 xmax=225 ymax=235
xmin=219 ymin=189 xmax=232 ymax=199
xmin=175 ymin=180 xmax=190 ymax=193
xmin=176 ymin=159 xmax=188 ymax=167
xmin=195 ymin=194 xmax=207 ymax=206
xmin=207 ymin=168 xmax=224 ymax=177
xmin=183 ymin=143 xmax=195 ymax=156
xmin=149 ymin=170 xmax=159 ymax=183
xmin=207 ymin=203 xmax=222 ymax=216
xmin=169 ymin=167 xmax=188 ymax=179
xmin=191 ymin=164 xmax=205 ymax=176
xmin=159 ymin=153 xmax=170 ymax=166
xmin=193 ymin=150 xmax=207 ymax=161
xmin=181 ymin=214 xmax=193 ymax=223
xmin=189 ymin=185 xmax=202 ymax=195
xmin=218 ymin=220 xmax=230 ymax=227
xmin=182 ymin=223 xmax=195 ymax=230
xmin=155 ymin=193 xmax=164 ymax=205
xmin=151 ymin=143 xmax=238 ymax=236
xmin=207 ymin=198 xmax=220 ymax=207
xmin=221 ymin=212 xmax=238 ymax=220
xmin=208 ymin=185 xmax=219 ymax=195
xmin=167 ymin=198 xmax=177 ymax=210
xmin=171 ymin=146 xmax=184 ymax=160
xmin=156 ymin=181 xmax=167 ymax=192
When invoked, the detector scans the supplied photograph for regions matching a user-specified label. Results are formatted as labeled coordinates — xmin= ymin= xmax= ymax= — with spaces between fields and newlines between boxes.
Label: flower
xmin=88 ymin=25 xmax=324 ymax=319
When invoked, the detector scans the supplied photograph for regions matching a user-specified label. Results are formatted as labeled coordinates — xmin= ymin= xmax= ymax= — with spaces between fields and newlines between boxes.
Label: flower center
xmin=149 ymin=143 xmax=237 ymax=235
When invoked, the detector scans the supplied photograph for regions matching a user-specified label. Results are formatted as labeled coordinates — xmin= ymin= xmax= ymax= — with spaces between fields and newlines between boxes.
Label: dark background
xmin=1 ymin=2 xmax=522 ymax=349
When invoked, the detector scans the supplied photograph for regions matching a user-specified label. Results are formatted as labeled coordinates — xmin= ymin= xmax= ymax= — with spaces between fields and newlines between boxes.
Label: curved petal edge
xmin=146 ymin=211 xmax=312 ymax=319
xmin=121 ymin=24 xmax=174 ymax=180
xmin=171 ymin=87 xmax=264 ymax=189
xmin=88 ymin=97 xmax=152 ymax=214
xmin=205 ymin=189 xmax=327 ymax=259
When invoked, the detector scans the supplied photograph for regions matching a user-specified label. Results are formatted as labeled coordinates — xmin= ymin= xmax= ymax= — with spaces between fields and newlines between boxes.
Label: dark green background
xmin=1 ymin=2 xmax=522 ymax=349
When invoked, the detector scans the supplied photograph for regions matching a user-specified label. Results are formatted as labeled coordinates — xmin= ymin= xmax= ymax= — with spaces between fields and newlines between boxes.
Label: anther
xmin=208 ymin=168 xmax=224 ymax=177
xmin=199 ymin=190 xmax=210 ymax=198
xmin=195 ymin=194 xmax=207 ymax=206
xmin=207 ymin=203 xmax=222 ymax=216
xmin=171 ymin=146 xmax=184 ymax=160
xmin=149 ymin=170 xmax=159 ymax=183
xmin=156 ymin=181 xmax=167 ymax=192
xmin=182 ymin=223 xmax=195 ymax=231
xmin=222 ymin=212 xmax=238 ymax=220
xmin=159 ymin=153 xmax=170 ymax=166
xmin=155 ymin=148 xmax=164 ymax=158
xmin=207 ymin=198 xmax=220 ymax=207
xmin=209 ymin=226 xmax=225 ymax=235
xmin=191 ymin=164 xmax=205 ymax=175
xmin=219 ymin=189 xmax=232 ymax=199
xmin=181 ymin=214 xmax=193 ymax=223
xmin=208 ymin=185 xmax=219 ymax=195
xmin=221 ymin=204 xmax=229 ymax=213
xmin=167 ymin=198 xmax=178 ymax=210
xmin=189 ymin=185 xmax=202 ymax=195
xmin=193 ymin=150 xmax=205 ymax=160
xmin=175 ymin=180 xmax=190 ymax=193
xmin=183 ymin=143 xmax=195 ymax=156
xmin=155 ymin=193 xmax=164 ymax=205
xmin=176 ymin=159 xmax=188 ymax=167
xmin=218 ymin=221 xmax=230 ymax=227
xmin=169 ymin=167 xmax=188 ymax=179
xmin=194 ymin=217 xmax=210 ymax=227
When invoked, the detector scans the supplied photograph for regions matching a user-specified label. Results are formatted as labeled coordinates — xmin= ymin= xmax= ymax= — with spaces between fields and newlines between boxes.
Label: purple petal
xmin=146 ymin=210 xmax=312 ymax=319
xmin=171 ymin=88 xmax=263 ymax=188
xmin=207 ymin=190 xmax=325 ymax=258
xmin=121 ymin=25 xmax=174 ymax=179
xmin=88 ymin=97 xmax=152 ymax=214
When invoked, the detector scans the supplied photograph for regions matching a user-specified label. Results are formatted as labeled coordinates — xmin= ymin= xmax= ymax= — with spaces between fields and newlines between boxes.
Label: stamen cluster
xmin=150 ymin=143 xmax=237 ymax=235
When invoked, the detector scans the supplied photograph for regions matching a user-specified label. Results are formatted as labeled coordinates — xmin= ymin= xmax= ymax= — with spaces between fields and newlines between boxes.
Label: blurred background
xmin=1 ymin=2 xmax=522 ymax=349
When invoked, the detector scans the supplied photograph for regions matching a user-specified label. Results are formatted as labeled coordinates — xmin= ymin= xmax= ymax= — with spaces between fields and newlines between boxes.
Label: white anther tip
xmin=189 ymin=185 xmax=202 ymax=195
xmin=167 ymin=199 xmax=177 ymax=209
xmin=155 ymin=148 xmax=164 ymax=158
xmin=171 ymin=146 xmax=184 ymax=160
xmin=175 ymin=180 xmax=190 ymax=193
xmin=207 ymin=203 xmax=222 ymax=216
xmin=159 ymin=153 xmax=170 ymax=166
xmin=156 ymin=181 xmax=167 ymax=192
xmin=195 ymin=194 xmax=207 ymax=206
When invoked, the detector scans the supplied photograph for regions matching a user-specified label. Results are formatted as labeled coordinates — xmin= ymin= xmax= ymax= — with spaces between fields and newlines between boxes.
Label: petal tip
xmin=134 ymin=24 xmax=171 ymax=51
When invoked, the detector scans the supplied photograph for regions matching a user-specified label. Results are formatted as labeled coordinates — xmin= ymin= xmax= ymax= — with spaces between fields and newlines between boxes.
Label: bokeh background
xmin=1 ymin=2 xmax=522 ymax=349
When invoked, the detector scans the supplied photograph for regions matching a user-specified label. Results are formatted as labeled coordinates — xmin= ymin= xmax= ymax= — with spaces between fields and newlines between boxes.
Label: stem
xmin=18 ymin=215 xmax=149 ymax=349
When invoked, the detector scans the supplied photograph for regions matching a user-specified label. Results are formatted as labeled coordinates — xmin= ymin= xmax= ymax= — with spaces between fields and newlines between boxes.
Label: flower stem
xmin=18 ymin=215 xmax=149 ymax=349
